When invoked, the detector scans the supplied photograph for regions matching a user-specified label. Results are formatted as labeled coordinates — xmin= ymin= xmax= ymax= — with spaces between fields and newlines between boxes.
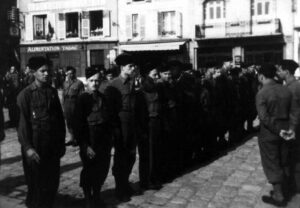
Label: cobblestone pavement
xmin=1 ymin=125 xmax=300 ymax=208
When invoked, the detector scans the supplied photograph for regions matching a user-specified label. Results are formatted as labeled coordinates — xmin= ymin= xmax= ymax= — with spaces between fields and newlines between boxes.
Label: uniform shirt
xmin=17 ymin=82 xmax=66 ymax=154
xmin=106 ymin=76 xmax=135 ymax=113
xmin=285 ymin=78 xmax=300 ymax=131
xmin=74 ymin=90 xmax=113 ymax=148
xmin=256 ymin=80 xmax=292 ymax=138
xmin=62 ymin=78 xmax=84 ymax=103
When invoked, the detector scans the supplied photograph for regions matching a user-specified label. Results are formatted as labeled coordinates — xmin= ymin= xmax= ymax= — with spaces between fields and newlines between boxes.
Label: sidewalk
xmin=0 ymin=127 xmax=299 ymax=208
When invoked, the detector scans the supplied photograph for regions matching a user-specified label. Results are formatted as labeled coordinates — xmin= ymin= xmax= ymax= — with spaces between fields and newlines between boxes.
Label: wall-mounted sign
xmin=27 ymin=45 xmax=80 ymax=53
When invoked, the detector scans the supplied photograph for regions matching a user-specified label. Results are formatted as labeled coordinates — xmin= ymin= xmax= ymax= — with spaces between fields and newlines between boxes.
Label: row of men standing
xmin=16 ymin=53 xmax=261 ymax=208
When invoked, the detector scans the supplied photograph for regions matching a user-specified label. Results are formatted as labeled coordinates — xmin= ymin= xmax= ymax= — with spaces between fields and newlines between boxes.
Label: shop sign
xmin=27 ymin=45 xmax=80 ymax=53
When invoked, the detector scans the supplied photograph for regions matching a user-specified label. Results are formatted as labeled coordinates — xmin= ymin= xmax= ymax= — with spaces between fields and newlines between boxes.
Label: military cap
xmin=85 ymin=66 xmax=99 ymax=79
xmin=258 ymin=64 xmax=277 ymax=79
xmin=28 ymin=56 xmax=50 ymax=71
xmin=115 ymin=53 xmax=135 ymax=66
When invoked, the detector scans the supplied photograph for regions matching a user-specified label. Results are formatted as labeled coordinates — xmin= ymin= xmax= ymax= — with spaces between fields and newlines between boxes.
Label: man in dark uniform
xmin=62 ymin=66 xmax=84 ymax=146
xmin=277 ymin=59 xmax=300 ymax=197
xmin=105 ymin=53 xmax=138 ymax=201
xmin=22 ymin=64 xmax=35 ymax=89
xmin=74 ymin=67 xmax=114 ymax=208
xmin=256 ymin=64 xmax=292 ymax=206
xmin=17 ymin=56 xmax=66 ymax=208
xmin=138 ymin=62 xmax=163 ymax=190
xmin=4 ymin=65 xmax=21 ymax=127
xmin=157 ymin=63 xmax=180 ymax=179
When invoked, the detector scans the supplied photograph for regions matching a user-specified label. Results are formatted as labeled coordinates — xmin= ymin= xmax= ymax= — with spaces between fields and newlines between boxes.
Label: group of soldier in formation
xmin=0 ymin=53 xmax=300 ymax=208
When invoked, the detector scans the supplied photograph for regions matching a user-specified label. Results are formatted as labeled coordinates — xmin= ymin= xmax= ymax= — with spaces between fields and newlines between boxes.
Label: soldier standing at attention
xmin=17 ymin=56 xmax=66 ymax=208
xmin=256 ymin=64 xmax=292 ymax=207
xmin=74 ymin=67 xmax=114 ymax=208
xmin=62 ymin=66 xmax=84 ymax=146
xmin=105 ymin=53 xmax=138 ymax=202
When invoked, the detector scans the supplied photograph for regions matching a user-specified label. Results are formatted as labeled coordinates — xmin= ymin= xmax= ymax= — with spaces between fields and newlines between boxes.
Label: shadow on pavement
xmin=0 ymin=161 xmax=83 ymax=197
xmin=0 ymin=155 xmax=22 ymax=165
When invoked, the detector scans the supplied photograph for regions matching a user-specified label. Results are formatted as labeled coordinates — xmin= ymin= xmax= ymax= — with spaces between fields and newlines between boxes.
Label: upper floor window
xmin=90 ymin=11 xmax=103 ymax=36
xmin=33 ymin=15 xmax=46 ymax=40
xmin=161 ymin=11 xmax=175 ymax=36
xmin=132 ymin=14 xmax=139 ymax=37
xmin=205 ymin=0 xmax=225 ymax=22
xmin=66 ymin=12 xmax=78 ymax=38
xmin=254 ymin=0 xmax=271 ymax=16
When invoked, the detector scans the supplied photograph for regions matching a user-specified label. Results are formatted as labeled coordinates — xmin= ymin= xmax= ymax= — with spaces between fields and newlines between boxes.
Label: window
xmin=33 ymin=15 xmax=46 ymax=39
xmin=205 ymin=0 xmax=225 ymax=21
xmin=66 ymin=12 xmax=78 ymax=38
xmin=254 ymin=0 xmax=271 ymax=16
xmin=132 ymin=14 xmax=139 ymax=37
xmin=90 ymin=11 xmax=103 ymax=36
xmin=162 ymin=11 xmax=175 ymax=36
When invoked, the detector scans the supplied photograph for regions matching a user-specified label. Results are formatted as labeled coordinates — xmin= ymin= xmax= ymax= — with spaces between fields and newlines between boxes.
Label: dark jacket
xmin=256 ymin=80 xmax=292 ymax=139
xmin=17 ymin=82 xmax=66 ymax=158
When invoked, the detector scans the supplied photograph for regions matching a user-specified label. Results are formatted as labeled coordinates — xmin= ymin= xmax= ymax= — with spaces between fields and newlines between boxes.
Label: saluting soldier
xmin=256 ymin=64 xmax=292 ymax=207
xmin=105 ymin=53 xmax=138 ymax=201
xmin=62 ymin=66 xmax=84 ymax=145
xmin=17 ymin=56 xmax=66 ymax=208
xmin=74 ymin=67 xmax=114 ymax=208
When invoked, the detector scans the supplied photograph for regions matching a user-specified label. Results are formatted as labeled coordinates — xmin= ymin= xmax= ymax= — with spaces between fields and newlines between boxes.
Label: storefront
xmin=20 ymin=41 xmax=117 ymax=77
xmin=119 ymin=40 xmax=192 ymax=68
xmin=197 ymin=35 xmax=285 ymax=67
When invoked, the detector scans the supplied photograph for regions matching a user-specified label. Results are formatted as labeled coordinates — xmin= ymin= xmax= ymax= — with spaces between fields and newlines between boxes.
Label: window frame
xmin=132 ymin=13 xmax=139 ymax=38
xmin=161 ymin=11 xmax=176 ymax=37
xmin=205 ymin=0 xmax=225 ymax=24
xmin=65 ymin=12 xmax=79 ymax=38
xmin=253 ymin=0 xmax=272 ymax=18
xmin=33 ymin=14 xmax=47 ymax=40
xmin=90 ymin=10 xmax=104 ymax=37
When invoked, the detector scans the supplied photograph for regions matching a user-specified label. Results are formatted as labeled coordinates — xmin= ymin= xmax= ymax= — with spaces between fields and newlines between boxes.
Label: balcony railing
xmin=200 ymin=18 xmax=281 ymax=39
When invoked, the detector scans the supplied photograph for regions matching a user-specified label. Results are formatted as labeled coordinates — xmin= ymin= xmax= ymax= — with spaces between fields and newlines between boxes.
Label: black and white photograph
xmin=1 ymin=0 xmax=300 ymax=207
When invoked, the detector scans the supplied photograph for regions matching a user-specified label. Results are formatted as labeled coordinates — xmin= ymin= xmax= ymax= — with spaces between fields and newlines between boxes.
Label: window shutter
xmin=81 ymin=11 xmax=90 ymax=38
xmin=126 ymin=15 xmax=132 ymax=38
xmin=25 ymin=14 xmax=33 ymax=41
xmin=57 ymin=13 xmax=66 ymax=39
xmin=103 ymin=10 xmax=111 ymax=37
xmin=140 ymin=15 xmax=145 ymax=38
xmin=175 ymin=11 xmax=182 ymax=37
xmin=157 ymin=12 xmax=163 ymax=36
xmin=47 ymin=13 xmax=56 ymax=38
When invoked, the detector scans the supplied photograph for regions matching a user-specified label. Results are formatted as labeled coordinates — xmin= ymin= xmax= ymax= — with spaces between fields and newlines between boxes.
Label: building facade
xmin=0 ymin=0 xmax=19 ymax=74
xmin=197 ymin=0 xmax=296 ymax=67
xmin=118 ymin=0 xmax=200 ymax=69
xmin=18 ymin=0 xmax=118 ymax=76
xmin=17 ymin=0 xmax=300 ymax=72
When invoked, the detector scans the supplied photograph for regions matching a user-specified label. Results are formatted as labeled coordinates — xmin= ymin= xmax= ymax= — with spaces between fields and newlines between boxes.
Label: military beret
xmin=280 ymin=59 xmax=299 ymax=74
xmin=115 ymin=53 xmax=135 ymax=66
xmin=85 ymin=67 xmax=99 ymax=79
xmin=258 ymin=64 xmax=277 ymax=78
xmin=66 ymin=66 xmax=76 ymax=73
xmin=28 ymin=56 xmax=50 ymax=71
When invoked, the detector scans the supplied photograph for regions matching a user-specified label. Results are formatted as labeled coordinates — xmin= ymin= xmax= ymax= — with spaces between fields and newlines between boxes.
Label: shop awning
xmin=119 ymin=41 xmax=186 ymax=52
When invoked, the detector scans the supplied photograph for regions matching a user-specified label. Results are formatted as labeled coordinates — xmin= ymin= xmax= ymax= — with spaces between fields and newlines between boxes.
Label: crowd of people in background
xmin=0 ymin=54 xmax=300 ymax=208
